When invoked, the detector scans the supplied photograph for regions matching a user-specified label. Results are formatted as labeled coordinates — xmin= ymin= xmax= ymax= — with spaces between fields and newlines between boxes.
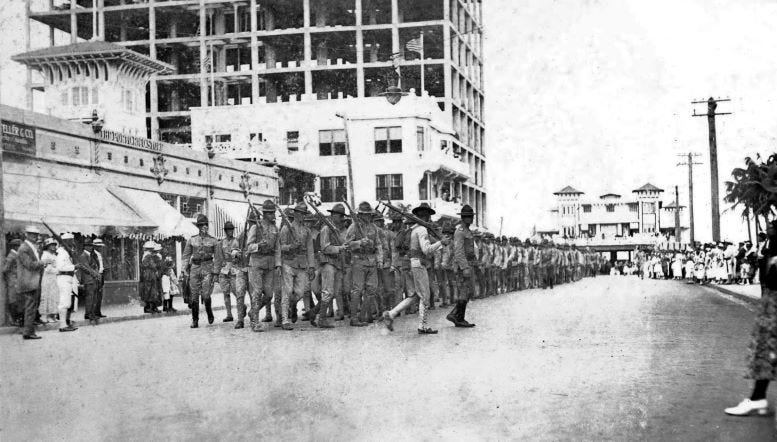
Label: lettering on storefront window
xmin=1 ymin=120 xmax=37 ymax=156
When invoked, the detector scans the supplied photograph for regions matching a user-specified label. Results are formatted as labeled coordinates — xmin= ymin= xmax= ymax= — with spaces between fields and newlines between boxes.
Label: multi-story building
xmin=538 ymin=183 xmax=690 ymax=260
xmin=24 ymin=0 xmax=486 ymax=224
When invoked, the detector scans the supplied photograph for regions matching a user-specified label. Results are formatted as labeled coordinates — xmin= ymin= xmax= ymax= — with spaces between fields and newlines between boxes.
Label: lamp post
xmin=90 ymin=109 xmax=103 ymax=171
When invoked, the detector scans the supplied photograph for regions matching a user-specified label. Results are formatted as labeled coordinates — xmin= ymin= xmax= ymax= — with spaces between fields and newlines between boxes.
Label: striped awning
xmin=212 ymin=199 xmax=250 ymax=238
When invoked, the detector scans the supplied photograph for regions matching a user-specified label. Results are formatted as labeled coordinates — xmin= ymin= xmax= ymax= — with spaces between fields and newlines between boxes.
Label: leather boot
xmin=446 ymin=303 xmax=461 ymax=326
xmin=458 ymin=300 xmax=475 ymax=327
xmin=204 ymin=299 xmax=214 ymax=324
xmin=169 ymin=299 xmax=177 ymax=312
xmin=190 ymin=303 xmax=199 ymax=328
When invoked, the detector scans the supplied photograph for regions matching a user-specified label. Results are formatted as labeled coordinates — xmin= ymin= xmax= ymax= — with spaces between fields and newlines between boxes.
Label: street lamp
xmin=380 ymin=85 xmax=408 ymax=105
xmin=90 ymin=109 xmax=104 ymax=171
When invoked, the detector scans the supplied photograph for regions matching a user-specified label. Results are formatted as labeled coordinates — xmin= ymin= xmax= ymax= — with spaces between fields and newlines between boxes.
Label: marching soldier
xmin=311 ymin=203 xmax=349 ymax=328
xmin=373 ymin=212 xmax=394 ymax=316
xmin=213 ymin=221 xmax=242 ymax=323
xmin=345 ymin=201 xmax=384 ymax=326
xmin=182 ymin=215 xmax=219 ymax=328
xmin=303 ymin=213 xmax=321 ymax=321
xmin=448 ymin=204 xmax=478 ymax=328
xmin=383 ymin=203 xmax=449 ymax=334
xmin=277 ymin=202 xmax=315 ymax=330
xmin=245 ymin=200 xmax=279 ymax=332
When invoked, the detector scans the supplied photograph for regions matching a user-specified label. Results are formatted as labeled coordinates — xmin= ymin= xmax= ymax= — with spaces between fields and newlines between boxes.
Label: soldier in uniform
xmin=311 ymin=203 xmax=349 ymax=328
xmin=392 ymin=217 xmax=416 ymax=315
xmin=435 ymin=222 xmax=455 ymax=307
xmin=245 ymin=200 xmax=279 ymax=332
xmin=303 ymin=213 xmax=321 ymax=321
xmin=182 ymin=214 xmax=219 ymax=328
xmin=277 ymin=202 xmax=315 ymax=330
xmin=373 ymin=212 xmax=394 ymax=317
xmin=448 ymin=204 xmax=477 ymax=327
xmin=383 ymin=203 xmax=448 ymax=334
xmin=213 ymin=221 xmax=241 ymax=323
xmin=345 ymin=201 xmax=384 ymax=326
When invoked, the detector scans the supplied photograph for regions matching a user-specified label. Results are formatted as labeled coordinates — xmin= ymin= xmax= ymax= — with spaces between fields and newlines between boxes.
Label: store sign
xmin=98 ymin=129 xmax=165 ymax=152
xmin=1 ymin=120 xmax=36 ymax=156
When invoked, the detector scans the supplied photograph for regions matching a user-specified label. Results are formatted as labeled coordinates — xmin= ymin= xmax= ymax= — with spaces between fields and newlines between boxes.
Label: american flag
xmin=201 ymin=52 xmax=211 ymax=71
xmin=405 ymin=37 xmax=423 ymax=54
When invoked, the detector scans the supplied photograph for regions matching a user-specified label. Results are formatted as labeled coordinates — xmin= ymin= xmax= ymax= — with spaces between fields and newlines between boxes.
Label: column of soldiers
xmin=181 ymin=200 xmax=605 ymax=333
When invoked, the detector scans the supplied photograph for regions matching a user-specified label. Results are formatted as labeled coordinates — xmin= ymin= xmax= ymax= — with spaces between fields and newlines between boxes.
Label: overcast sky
xmin=2 ymin=0 xmax=777 ymax=241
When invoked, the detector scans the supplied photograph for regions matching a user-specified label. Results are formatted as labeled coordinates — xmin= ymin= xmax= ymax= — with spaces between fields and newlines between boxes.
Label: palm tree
xmin=725 ymin=153 xmax=777 ymax=227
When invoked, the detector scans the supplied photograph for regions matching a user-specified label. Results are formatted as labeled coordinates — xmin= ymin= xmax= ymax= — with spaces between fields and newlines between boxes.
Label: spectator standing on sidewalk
xmin=725 ymin=220 xmax=777 ymax=416
xmin=140 ymin=241 xmax=162 ymax=314
xmin=3 ymin=239 xmax=23 ymax=326
xmin=92 ymin=239 xmax=106 ymax=318
xmin=18 ymin=226 xmax=54 ymax=340
xmin=160 ymin=256 xmax=179 ymax=312
xmin=39 ymin=238 xmax=60 ymax=323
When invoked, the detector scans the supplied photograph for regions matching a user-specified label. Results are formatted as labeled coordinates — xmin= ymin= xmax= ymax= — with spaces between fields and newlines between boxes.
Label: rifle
xmin=276 ymin=203 xmax=299 ymax=243
xmin=303 ymin=194 xmax=343 ymax=244
xmin=40 ymin=219 xmax=76 ymax=258
xmin=377 ymin=201 xmax=442 ymax=240
xmin=341 ymin=199 xmax=366 ymax=240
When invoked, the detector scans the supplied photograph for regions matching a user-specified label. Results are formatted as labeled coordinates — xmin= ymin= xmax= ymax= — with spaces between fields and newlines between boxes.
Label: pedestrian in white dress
xmin=38 ymin=239 xmax=59 ymax=322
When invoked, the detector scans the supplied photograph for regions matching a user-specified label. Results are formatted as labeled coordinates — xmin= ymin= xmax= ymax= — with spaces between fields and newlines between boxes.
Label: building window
xmin=319 ymin=129 xmax=346 ymax=156
xmin=628 ymin=203 xmax=638 ymax=213
xmin=374 ymin=126 xmax=402 ymax=154
xmin=416 ymin=126 xmax=425 ymax=151
xmin=320 ymin=176 xmax=347 ymax=203
xmin=106 ymin=152 xmax=112 ymax=161
xmin=72 ymin=87 xmax=81 ymax=106
xmin=124 ymin=155 xmax=128 ymax=164
xmin=173 ymin=165 xmax=178 ymax=173
xmin=250 ymin=132 xmax=263 ymax=143
xmin=180 ymin=197 xmax=205 ymax=218
xmin=198 ymin=170 xmax=202 ymax=177
xmin=218 ymin=174 xmax=222 ymax=181
xmin=186 ymin=167 xmax=190 ymax=175
xmin=60 ymin=89 xmax=68 ymax=105
xmin=92 ymin=87 xmax=99 ymax=105
xmin=582 ymin=204 xmax=591 ymax=213
xmin=287 ymin=131 xmax=299 ymax=151
xmin=606 ymin=204 xmax=615 ymax=213
xmin=376 ymin=174 xmax=403 ymax=200
xmin=139 ymin=158 xmax=144 ymax=167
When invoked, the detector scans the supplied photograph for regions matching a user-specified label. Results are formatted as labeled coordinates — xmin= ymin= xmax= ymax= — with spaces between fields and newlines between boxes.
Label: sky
xmin=2 ymin=0 xmax=777 ymax=242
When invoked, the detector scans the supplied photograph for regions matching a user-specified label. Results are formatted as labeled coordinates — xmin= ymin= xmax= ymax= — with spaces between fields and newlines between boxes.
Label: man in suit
xmin=3 ymin=239 xmax=23 ymax=326
xmin=78 ymin=238 xmax=102 ymax=325
xmin=92 ymin=239 xmax=107 ymax=318
xmin=17 ymin=226 xmax=53 ymax=340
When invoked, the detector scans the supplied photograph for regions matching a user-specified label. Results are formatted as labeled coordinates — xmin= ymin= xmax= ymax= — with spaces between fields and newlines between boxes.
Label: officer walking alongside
xmin=182 ymin=214 xmax=219 ymax=328
xmin=448 ymin=205 xmax=477 ymax=328
xmin=214 ymin=221 xmax=241 ymax=323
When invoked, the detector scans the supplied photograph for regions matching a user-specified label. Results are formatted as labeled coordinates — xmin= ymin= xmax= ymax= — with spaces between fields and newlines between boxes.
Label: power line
xmin=677 ymin=152 xmax=702 ymax=245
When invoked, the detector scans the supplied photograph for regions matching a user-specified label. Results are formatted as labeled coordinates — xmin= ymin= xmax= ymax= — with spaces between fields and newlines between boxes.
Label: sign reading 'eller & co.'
xmin=1 ymin=120 xmax=36 ymax=156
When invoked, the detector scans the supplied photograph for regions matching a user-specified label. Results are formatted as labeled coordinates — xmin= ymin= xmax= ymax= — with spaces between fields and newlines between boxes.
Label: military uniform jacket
xmin=377 ymin=227 xmax=392 ymax=269
xmin=480 ymin=243 xmax=492 ymax=268
xmin=214 ymin=236 xmax=241 ymax=275
xmin=246 ymin=219 xmax=280 ymax=269
xmin=319 ymin=224 xmax=347 ymax=269
xmin=453 ymin=225 xmax=476 ymax=271
xmin=345 ymin=222 xmax=384 ymax=267
xmin=182 ymin=233 xmax=219 ymax=269
xmin=278 ymin=220 xmax=315 ymax=269
xmin=410 ymin=224 xmax=442 ymax=269
xmin=392 ymin=227 xmax=411 ymax=269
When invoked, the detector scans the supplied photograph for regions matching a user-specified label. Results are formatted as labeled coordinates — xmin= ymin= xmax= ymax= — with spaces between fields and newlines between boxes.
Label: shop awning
xmin=4 ymin=172 xmax=156 ymax=236
xmin=108 ymin=187 xmax=199 ymax=239
xmin=213 ymin=199 xmax=250 ymax=237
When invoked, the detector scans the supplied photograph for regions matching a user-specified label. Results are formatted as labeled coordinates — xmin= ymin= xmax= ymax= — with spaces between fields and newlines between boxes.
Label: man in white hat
xmin=55 ymin=233 xmax=78 ymax=332
xmin=92 ymin=238 xmax=106 ymax=318
xmin=18 ymin=226 xmax=54 ymax=339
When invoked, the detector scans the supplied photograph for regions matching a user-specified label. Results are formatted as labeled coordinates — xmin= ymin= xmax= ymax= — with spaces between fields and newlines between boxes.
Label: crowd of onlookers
xmin=606 ymin=237 xmax=763 ymax=285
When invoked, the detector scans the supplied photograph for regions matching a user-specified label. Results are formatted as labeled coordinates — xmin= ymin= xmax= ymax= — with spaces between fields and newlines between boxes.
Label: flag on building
xmin=405 ymin=37 xmax=423 ymax=54
xmin=201 ymin=52 xmax=211 ymax=72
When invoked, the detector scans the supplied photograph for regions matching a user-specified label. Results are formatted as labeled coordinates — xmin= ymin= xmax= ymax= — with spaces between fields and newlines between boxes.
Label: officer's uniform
xmin=182 ymin=215 xmax=219 ymax=327
xmin=213 ymin=222 xmax=243 ymax=323
xmin=344 ymin=202 xmax=384 ymax=325
xmin=449 ymin=204 xmax=477 ymax=327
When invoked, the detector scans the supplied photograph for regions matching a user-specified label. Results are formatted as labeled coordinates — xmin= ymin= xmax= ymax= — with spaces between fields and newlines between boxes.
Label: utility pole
xmin=693 ymin=97 xmax=731 ymax=243
xmin=674 ymin=185 xmax=681 ymax=243
xmin=335 ymin=113 xmax=356 ymax=209
xmin=677 ymin=152 xmax=702 ymax=246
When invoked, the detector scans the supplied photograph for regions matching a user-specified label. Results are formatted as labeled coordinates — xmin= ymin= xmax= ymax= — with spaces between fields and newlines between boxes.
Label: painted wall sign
xmin=98 ymin=129 xmax=165 ymax=152
xmin=1 ymin=120 xmax=36 ymax=156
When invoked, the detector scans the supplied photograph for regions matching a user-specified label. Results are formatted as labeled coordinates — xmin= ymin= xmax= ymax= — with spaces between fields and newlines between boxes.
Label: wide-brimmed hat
xmin=196 ymin=214 xmax=209 ymax=226
xmin=61 ymin=233 xmax=74 ymax=240
xmin=83 ymin=238 xmax=94 ymax=246
xmin=292 ymin=201 xmax=308 ymax=214
xmin=357 ymin=201 xmax=373 ymax=214
xmin=262 ymin=200 xmax=276 ymax=212
xmin=328 ymin=203 xmax=346 ymax=215
xmin=93 ymin=238 xmax=105 ymax=246
xmin=224 ymin=221 xmax=235 ymax=230
xmin=458 ymin=204 xmax=475 ymax=217
xmin=44 ymin=238 xmax=57 ymax=247
xmin=143 ymin=241 xmax=156 ymax=249
xmin=9 ymin=239 xmax=22 ymax=247
xmin=411 ymin=202 xmax=435 ymax=216
xmin=25 ymin=226 xmax=41 ymax=234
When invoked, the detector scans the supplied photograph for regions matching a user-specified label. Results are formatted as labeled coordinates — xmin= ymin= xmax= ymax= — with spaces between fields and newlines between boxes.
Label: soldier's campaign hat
xmin=473 ymin=231 xmax=483 ymax=238
xmin=293 ymin=201 xmax=309 ymax=214
xmin=458 ymin=204 xmax=475 ymax=217
xmin=153 ymin=242 xmax=163 ymax=251
xmin=262 ymin=200 xmax=276 ymax=212
xmin=224 ymin=221 xmax=235 ymax=230
xmin=143 ymin=241 xmax=156 ymax=249
xmin=83 ymin=238 xmax=94 ymax=246
xmin=304 ymin=213 xmax=317 ymax=223
xmin=411 ymin=202 xmax=435 ymax=216
xmin=196 ymin=214 xmax=209 ymax=226
xmin=372 ymin=212 xmax=386 ymax=224
xmin=93 ymin=238 xmax=104 ymax=246
xmin=357 ymin=201 xmax=373 ymax=214
xmin=247 ymin=211 xmax=259 ymax=223
xmin=328 ymin=203 xmax=347 ymax=215
xmin=9 ymin=239 xmax=22 ymax=247
xmin=61 ymin=233 xmax=74 ymax=240
xmin=524 ymin=239 xmax=532 ymax=246
xmin=442 ymin=221 xmax=456 ymax=234
xmin=43 ymin=238 xmax=58 ymax=247
xmin=25 ymin=226 xmax=41 ymax=234
xmin=388 ymin=210 xmax=403 ymax=221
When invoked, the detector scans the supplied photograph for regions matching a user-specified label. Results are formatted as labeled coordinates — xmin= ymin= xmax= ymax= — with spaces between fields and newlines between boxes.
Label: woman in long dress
xmin=725 ymin=220 xmax=777 ymax=416
xmin=39 ymin=239 xmax=60 ymax=322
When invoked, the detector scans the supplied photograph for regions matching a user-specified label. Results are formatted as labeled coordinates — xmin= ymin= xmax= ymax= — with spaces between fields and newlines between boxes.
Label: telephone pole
xmin=692 ymin=97 xmax=731 ymax=243
xmin=674 ymin=185 xmax=681 ymax=243
xmin=677 ymin=152 xmax=702 ymax=246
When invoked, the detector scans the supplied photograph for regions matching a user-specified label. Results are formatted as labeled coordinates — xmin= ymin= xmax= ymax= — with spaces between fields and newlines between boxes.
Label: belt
xmin=58 ymin=271 xmax=74 ymax=276
xmin=191 ymin=258 xmax=213 ymax=265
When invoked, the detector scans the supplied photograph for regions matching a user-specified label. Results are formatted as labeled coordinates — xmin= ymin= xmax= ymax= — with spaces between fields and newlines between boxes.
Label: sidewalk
xmin=0 ymin=296 xmax=228 ymax=336
xmin=701 ymin=281 xmax=761 ymax=304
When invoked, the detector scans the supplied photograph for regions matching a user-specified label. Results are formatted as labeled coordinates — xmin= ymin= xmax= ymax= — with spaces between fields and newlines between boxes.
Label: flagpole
xmin=209 ymin=41 xmax=215 ymax=106
xmin=419 ymin=32 xmax=424 ymax=95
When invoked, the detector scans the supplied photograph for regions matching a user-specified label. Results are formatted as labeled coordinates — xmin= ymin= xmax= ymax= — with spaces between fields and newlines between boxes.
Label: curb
xmin=705 ymin=284 xmax=760 ymax=306
xmin=0 ymin=305 xmax=227 ymax=336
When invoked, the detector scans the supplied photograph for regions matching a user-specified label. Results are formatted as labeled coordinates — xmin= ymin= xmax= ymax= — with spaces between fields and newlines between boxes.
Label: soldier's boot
xmin=316 ymin=299 xmax=335 ymax=329
xmin=446 ymin=303 xmax=461 ymax=326
xmin=204 ymin=299 xmax=214 ymax=324
xmin=291 ymin=299 xmax=299 ymax=324
xmin=190 ymin=303 xmax=199 ymax=328
xmin=223 ymin=293 xmax=233 ymax=321
xmin=457 ymin=300 xmax=475 ymax=327
xmin=262 ymin=296 xmax=274 ymax=322
xmin=169 ymin=299 xmax=177 ymax=312
xmin=273 ymin=303 xmax=282 ymax=328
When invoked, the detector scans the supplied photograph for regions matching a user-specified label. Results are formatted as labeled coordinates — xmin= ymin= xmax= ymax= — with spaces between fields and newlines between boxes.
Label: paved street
xmin=1 ymin=276 xmax=774 ymax=441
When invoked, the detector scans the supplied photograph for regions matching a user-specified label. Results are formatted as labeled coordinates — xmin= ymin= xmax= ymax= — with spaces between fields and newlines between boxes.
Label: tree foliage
xmin=724 ymin=153 xmax=777 ymax=220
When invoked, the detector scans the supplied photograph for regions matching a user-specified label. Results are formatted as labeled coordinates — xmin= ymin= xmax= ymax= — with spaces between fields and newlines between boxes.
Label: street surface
xmin=1 ymin=276 xmax=774 ymax=441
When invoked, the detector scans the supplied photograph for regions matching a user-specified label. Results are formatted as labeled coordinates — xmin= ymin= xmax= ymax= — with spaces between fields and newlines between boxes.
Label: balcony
xmin=420 ymin=198 xmax=464 ymax=220
xmin=417 ymin=147 xmax=470 ymax=180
